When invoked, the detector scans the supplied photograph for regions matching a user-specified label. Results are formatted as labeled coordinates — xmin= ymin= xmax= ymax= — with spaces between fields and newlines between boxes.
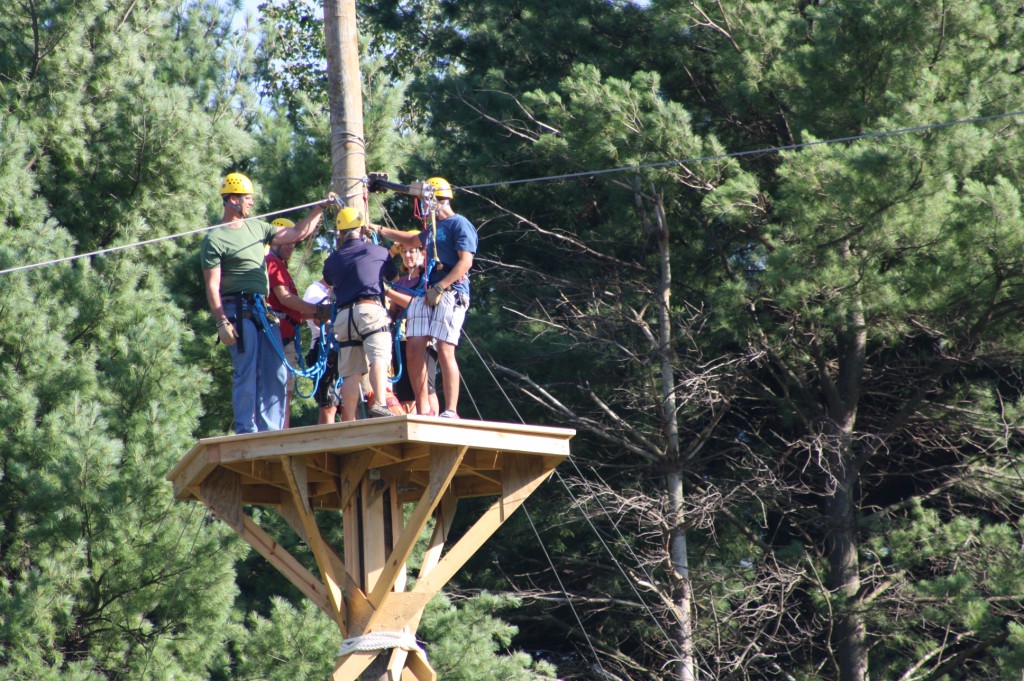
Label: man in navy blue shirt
xmin=323 ymin=207 xmax=398 ymax=420
xmin=379 ymin=177 xmax=478 ymax=418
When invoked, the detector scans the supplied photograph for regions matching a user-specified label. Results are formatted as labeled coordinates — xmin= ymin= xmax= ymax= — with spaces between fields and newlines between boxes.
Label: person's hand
xmin=314 ymin=304 xmax=332 ymax=324
xmin=323 ymin=191 xmax=340 ymax=207
xmin=364 ymin=222 xmax=381 ymax=236
xmin=217 ymin=320 xmax=237 ymax=346
xmin=426 ymin=283 xmax=447 ymax=307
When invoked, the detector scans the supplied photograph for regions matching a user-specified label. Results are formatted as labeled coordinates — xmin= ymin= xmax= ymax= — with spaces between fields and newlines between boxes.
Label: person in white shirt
xmin=303 ymin=278 xmax=341 ymax=424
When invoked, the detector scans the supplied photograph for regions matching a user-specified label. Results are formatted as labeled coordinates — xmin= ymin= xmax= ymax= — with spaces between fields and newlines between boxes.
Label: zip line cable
xmin=458 ymin=109 xmax=1024 ymax=191
xmin=461 ymin=330 xmax=686 ymax=664
xmin=0 ymin=199 xmax=332 ymax=276
xmin=521 ymin=504 xmax=609 ymax=674
xmin=1 ymin=108 xmax=1020 ymax=279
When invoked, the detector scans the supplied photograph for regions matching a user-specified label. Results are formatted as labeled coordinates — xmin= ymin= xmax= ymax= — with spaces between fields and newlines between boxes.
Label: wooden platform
xmin=168 ymin=415 xmax=574 ymax=680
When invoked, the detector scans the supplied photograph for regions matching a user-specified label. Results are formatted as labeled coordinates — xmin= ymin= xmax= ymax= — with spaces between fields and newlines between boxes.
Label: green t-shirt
xmin=199 ymin=219 xmax=276 ymax=296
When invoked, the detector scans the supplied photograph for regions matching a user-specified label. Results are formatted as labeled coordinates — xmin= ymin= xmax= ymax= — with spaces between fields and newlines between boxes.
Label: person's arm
xmin=435 ymin=250 xmax=474 ymax=290
xmin=272 ymin=206 xmax=323 ymax=245
xmin=386 ymin=286 xmax=414 ymax=311
xmin=203 ymin=267 xmax=226 ymax=322
xmin=204 ymin=266 xmax=237 ymax=345
xmin=272 ymin=193 xmax=337 ymax=245
xmin=379 ymin=226 xmax=421 ymax=247
xmin=272 ymin=284 xmax=318 ymax=319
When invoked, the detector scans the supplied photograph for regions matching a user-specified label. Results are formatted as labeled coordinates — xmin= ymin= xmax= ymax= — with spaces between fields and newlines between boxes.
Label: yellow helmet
xmin=390 ymin=228 xmax=423 ymax=256
xmin=336 ymin=206 xmax=364 ymax=231
xmin=426 ymin=177 xmax=453 ymax=200
xmin=220 ymin=172 xmax=254 ymax=195
xmin=271 ymin=218 xmax=295 ymax=229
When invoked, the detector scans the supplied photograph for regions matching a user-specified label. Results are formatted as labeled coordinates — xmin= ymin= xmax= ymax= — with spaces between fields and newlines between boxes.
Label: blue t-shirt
xmin=323 ymin=238 xmax=398 ymax=307
xmin=421 ymin=214 xmax=477 ymax=295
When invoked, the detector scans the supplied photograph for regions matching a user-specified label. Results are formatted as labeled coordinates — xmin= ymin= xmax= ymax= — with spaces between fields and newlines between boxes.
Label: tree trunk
xmin=825 ymin=239 xmax=868 ymax=681
xmin=652 ymin=192 xmax=696 ymax=681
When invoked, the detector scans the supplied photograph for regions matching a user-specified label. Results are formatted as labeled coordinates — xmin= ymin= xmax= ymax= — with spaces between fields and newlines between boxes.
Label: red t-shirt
xmin=265 ymin=253 xmax=301 ymax=339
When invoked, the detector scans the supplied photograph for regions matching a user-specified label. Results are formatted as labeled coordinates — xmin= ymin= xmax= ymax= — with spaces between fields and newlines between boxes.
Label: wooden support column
xmin=323 ymin=0 xmax=366 ymax=204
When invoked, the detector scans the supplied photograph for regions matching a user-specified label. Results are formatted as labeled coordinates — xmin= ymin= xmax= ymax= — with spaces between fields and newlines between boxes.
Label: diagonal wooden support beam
xmin=281 ymin=455 xmax=349 ymax=634
xmin=414 ymin=453 xmax=552 ymax=596
xmin=368 ymin=445 xmax=467 ymax=608
xmin=387 ymin=492 xmax=458 ymax=679
xmin=277 ymin=495 xmax=375 ymax=631
xmin=197 ymin=468 xmax=332 ymax=618
xmin=331 ymin=650 xmax=377 ymax=681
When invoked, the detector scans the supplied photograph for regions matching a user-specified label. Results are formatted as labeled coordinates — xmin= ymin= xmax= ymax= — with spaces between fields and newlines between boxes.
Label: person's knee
xmin=436 ymin=341 xmax=457 ymax=363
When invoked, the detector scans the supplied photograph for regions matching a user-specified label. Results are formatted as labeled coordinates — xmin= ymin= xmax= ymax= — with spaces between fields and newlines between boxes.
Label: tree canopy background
xmin=4 ymin=1 xmax=1024 ymax=680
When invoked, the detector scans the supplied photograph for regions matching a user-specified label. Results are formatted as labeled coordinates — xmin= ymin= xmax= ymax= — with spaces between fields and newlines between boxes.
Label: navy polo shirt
xmin=323 ymin=238 xmax=397 ymax=307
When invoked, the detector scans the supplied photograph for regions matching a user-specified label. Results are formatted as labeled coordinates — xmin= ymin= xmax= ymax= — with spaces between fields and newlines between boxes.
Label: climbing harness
xmin=252 ymin=293 xmax=331 ymax=399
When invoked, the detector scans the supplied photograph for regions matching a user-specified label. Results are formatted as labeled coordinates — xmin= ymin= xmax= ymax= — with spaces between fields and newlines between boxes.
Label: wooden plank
xmin=366 ymin=443 xmax=404 ymax=462
xmin=199 ymin=467 xmax=242 ymax=528
xmin=360 ymin=591 xmax=434 ymax=632
xmin=179 ymin=418 xmax=573 ymax=471
xmin=170 ymin=443 xmax=222 ymax=499
xmin=279 ymin=495 xmax=378 ymax=636
xmin=414 ymin=455 xmax=553 ymax=595
xmin=449 ymin=477 xmax=502 ymax=499
xmin=405 ymin=420 xmax=574 ymax=457
xmin=343 ymin=496 xmax=362 ymax=593
xmin=403 ymin=650 xmax=437 ymax=681
xmin=240 ymin=484 xmax=284 ymax=505
xmin=368 ymin=446 xmax=466 ymax=607
xmin=217 ymin=421 xmax=410 ymax=464
xmin=338 ymin=451 xmax=373 ymax=511
xmin=373 ymin=492 xmax=460 ymax=672
xmin=331 ymin=651 xmax=377 ymax=681
xmin=362 ymin=477 xmax=388 ymax=593
xmin=389 ymin=480 xmax=408 ymax=594
xmin=281 ymin=456 xmax=348 ymax=634
xmin=195 ymin=479 xmax=332 ymax=618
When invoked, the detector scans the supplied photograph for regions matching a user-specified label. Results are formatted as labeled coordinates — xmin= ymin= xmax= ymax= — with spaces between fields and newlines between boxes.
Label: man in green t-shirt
xmin=200 ymin=172 xmax=330 ymax=434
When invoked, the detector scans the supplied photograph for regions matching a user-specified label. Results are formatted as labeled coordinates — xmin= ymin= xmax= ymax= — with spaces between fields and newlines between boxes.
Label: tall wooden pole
xmin=323 ymin=3 xmax=388 ymax=679
xmin=323 ymin=0 xmax=366 ymax=208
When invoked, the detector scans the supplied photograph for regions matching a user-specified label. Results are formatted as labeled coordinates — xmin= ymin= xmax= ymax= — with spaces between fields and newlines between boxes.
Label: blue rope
xmin=252 ymin=294 xmax=329 ymax=399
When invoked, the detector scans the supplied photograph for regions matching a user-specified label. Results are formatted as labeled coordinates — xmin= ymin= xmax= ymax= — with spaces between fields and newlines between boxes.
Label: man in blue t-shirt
xmin=379 ymin=177 xmax=478 ymax=418
xmin=323 ymin=206 xmax=398 ymax=421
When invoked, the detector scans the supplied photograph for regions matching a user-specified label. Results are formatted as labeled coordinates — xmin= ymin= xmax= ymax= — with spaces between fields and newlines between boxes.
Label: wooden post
xmin=323 ymin=0 xmax=366 ymax=206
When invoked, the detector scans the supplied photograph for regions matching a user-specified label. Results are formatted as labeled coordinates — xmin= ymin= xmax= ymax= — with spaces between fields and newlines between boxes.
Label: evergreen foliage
xmin=7 ymin=0 xmax=1024 ymax=679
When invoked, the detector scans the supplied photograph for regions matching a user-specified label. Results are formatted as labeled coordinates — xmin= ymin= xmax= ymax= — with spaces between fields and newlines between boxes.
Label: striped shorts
xmin=406 ymin=289 xmax=469 ymax=345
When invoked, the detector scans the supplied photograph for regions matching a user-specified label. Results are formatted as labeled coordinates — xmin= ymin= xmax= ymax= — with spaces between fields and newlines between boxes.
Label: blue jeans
xmin=224 ymin=300 xmax=287 ymax=434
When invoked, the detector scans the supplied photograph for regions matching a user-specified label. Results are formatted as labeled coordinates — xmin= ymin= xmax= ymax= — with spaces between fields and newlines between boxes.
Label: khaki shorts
xmin=334 ymin=302 xmax=393 ymax=378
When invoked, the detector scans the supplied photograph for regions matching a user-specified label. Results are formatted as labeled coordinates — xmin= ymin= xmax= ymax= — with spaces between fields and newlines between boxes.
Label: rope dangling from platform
xmin=338 ymin=631 xmax=426 ymax=657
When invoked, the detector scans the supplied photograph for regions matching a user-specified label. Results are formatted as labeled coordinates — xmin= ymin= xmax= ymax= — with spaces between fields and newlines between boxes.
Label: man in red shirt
xmin=266 ymin=217 xmax=324 ymax=427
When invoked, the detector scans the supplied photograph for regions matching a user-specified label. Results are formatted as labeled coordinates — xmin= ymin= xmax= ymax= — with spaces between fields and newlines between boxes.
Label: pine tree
xmin=0 ymin=0 xmax=259 ymax=678
xmin=361 ymin=1 xmax=1024 ymax=679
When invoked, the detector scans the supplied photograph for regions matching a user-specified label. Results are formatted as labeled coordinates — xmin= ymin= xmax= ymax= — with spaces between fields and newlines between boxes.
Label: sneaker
xmin=367 ymin=403 xmax=394 ymax=418
xmin=385 ymin=393 xmax=404 ymax=415
xmin=438 ymin=410 xmax=460 ymax=419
